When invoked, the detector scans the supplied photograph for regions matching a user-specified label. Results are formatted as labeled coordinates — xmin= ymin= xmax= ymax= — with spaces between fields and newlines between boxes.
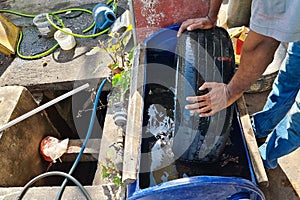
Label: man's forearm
xmin=227 ymin=30 xmax=280 ymax=104
xmin=207 ymin=0 xmax=224 ymax=23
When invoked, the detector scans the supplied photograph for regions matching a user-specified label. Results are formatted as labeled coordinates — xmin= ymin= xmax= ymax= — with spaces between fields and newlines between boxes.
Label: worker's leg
xmin=259 ymin=90 xmax=300 ymax=169
xmin=252 ymin=41 xmax=300 ymax=138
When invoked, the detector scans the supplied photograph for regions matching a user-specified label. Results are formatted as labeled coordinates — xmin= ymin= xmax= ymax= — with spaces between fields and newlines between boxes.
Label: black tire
xmin=173 ymin=27 xmax=235 ymax=162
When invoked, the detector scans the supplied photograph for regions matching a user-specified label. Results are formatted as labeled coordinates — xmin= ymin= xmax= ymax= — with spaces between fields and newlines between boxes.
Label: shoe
xmin=256 ymin=137 xmax=267 ymax=147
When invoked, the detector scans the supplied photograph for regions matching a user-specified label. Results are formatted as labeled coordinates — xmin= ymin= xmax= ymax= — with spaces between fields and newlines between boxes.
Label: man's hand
xmin=177 ymin=16 xmax=216 ymax=37
xmin=185 ymin=82 xmax=232 ymax=117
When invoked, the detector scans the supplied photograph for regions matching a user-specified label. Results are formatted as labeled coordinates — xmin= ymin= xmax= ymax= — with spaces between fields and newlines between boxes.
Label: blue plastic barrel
xmin=127 ymin=25 xmax=265 ymax=200
xmin=127 ymin=176 xmax=264 ymax=200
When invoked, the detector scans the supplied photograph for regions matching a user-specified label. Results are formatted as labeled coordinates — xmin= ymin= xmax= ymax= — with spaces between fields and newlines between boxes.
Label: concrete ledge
xmin=0 ymin=184 xmax=125 ymax=200
xmin=61 ymin=139 xmax=100 ymax=162
xmin=93 ymin=111 xmax=124 ymax=185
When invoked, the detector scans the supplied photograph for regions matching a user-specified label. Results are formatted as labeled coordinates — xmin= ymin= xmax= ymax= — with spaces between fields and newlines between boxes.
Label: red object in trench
xmin=40 ymin=136 xmax=69 ymax=162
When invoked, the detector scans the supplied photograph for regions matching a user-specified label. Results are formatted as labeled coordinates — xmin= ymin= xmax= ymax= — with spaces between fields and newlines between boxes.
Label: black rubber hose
xmin=17 ymin=171 xmax=92 ymax=200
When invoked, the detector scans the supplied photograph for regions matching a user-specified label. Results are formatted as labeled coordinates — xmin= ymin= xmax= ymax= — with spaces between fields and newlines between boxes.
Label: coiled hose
xmin=17 ymin=171 xmax=92 ymax=200
xmin=0 ymin=0 xmax=115 ymax=59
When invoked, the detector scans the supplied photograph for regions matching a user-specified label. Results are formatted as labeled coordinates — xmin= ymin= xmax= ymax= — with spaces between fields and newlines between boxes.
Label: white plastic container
xmin=54 ymin=28 xmax=76 ymax=50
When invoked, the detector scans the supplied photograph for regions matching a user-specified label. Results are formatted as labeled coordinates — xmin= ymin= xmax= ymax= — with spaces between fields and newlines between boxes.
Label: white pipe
xmin=0 ymin=83 xmax=89 ymax=132
xmin=128 ymin=0 xmax=138 ymax=46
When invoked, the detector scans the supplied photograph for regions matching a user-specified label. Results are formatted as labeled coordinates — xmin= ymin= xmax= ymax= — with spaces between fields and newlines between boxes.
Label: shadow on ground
xmin=260 ymin=167 xmax=300 ymax=200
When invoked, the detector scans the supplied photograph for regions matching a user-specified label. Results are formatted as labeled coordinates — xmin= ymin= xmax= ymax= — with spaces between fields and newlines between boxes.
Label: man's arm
xmin=226 ymin=30 xmax=280 ymax=104
xmin=207 ymin=0 xmax=224 ymax=24
xmin=177 ymin=0 xmax=223 ymax=37
xmin=185 ymin=30 xmax=280 ymax=116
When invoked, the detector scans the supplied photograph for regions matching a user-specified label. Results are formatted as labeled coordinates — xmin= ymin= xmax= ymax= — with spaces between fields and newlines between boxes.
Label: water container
xmin=33 ymin=13 xmax=56 ymax=37
xmin=128 ymin=176 xmax=264 ymax=200
xmin=54 ymin=28 xmax=76 ymax=50
xmin=127 ymin=24 xmax=265 ymax=200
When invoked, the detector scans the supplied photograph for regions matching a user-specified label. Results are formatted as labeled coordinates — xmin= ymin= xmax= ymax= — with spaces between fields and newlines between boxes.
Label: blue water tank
xmin=127 ymin=25 xmax=265 ymax=200
xmin=127 ymin=176 xmax=264 ymax=200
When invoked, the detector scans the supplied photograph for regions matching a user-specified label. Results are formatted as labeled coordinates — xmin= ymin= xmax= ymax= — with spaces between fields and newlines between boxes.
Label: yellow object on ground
xmin=228 ymin=26 xmax=250 ymax=64
xmin=0 ymin=13 xmax=20 ymax=56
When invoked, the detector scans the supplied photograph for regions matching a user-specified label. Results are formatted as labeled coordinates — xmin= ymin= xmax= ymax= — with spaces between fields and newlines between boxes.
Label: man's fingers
xmin=199 ymin=82 xmax=218 ymax=91
xmin=185 ymin=102 xmax=201 ymax=110
xmin=177 ymin=17 xmax=215 ymax=37
xmin=186 ymin=93 xmax=210 ymax=102
xmin=197 ymin=101 xmax=207 ymax=108
xmin=177 ymin=20 xmax=193 ymax=37
xmin=185 ymin=82 xmax=228 ymax=117
xmin=200 ymin=110 xmax=215 ymax=117
xmin=177 ymin=26 xmax=186 ymax=37
xmin=199 ymin=106 xmax=211 ymax=114
xmin=186 ymin=96 xmax=199 ymax=103
xmin=185 ymin=105 xmax=214 ymax=117
xmin=185 ymin=98 xmax=211 ymax=113
xmin=177 ymin=19 xmax=204 ymax=37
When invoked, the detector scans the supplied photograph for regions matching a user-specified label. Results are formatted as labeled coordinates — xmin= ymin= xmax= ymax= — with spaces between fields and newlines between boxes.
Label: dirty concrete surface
xmin=0 ymin=0 xmax=128 ymax=92
xmin=0 ymin=0 xmax=300 ymax=200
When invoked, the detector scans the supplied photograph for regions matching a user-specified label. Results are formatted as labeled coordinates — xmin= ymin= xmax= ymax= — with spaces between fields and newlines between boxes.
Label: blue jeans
xmin=252 ymin=41 xmax=300 ymax=169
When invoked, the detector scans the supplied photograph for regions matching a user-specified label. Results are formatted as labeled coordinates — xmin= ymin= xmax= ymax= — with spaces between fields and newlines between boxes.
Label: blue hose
xmin=56 ymin=78 xmax=108 ymax=200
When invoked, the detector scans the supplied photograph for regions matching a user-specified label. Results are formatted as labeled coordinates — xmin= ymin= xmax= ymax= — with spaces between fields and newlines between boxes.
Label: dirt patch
xmin=0 ymin=54 xmax=14 ymax=76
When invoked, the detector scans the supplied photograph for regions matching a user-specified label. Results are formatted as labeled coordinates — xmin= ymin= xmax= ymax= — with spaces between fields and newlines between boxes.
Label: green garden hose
xmin=0 ymin=9 xmax=35 ymax=18
xmin=46 ymin=10 xmax=109 ymax=39
xmin=0 ymin=0 xmax=116 ymax=59
xmin=16 ymin=31 xmax=60 ymax=59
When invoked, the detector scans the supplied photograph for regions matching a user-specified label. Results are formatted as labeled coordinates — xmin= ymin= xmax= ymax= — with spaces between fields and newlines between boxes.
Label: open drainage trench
xmin=32 ymin=87 xmax=109 ymax=187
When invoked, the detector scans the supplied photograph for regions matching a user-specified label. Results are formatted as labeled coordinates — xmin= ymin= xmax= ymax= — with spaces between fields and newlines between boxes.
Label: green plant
xmin=95 ymin=24 xmax=135 ymax=114
xmin=101 ymin=157 xmax=123 ymax=186
xmin=99 ymin=24 xmax=134 ymax=94
xmin=111 ymin=49 xmax=134 ymax=92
